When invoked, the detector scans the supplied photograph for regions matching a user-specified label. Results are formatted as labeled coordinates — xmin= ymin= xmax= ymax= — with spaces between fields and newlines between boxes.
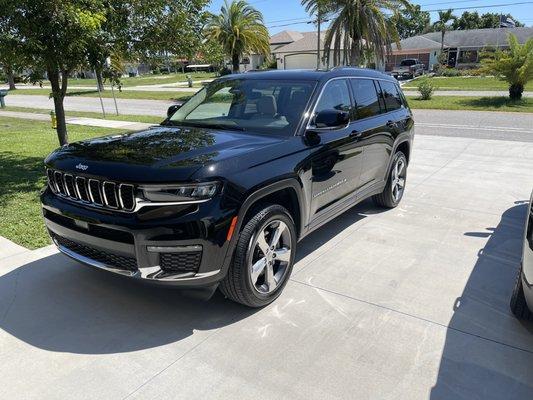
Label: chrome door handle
xmin=350 ymin=130 xmax=362 ymax=138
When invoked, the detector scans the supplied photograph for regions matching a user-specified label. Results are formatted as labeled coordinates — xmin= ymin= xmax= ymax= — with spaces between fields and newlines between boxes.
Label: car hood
xmin=45 ymin=125 xmax=285 ymax=182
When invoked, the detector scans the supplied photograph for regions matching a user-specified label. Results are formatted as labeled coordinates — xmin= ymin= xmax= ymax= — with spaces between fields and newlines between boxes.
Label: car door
xmin=308 ymin=78 xmax=365 ymax=222
xmin=349 ymin=78 xmax=394 ymax=190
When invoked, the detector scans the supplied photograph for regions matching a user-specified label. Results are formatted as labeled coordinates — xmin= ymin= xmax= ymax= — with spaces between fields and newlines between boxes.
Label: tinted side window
xmin=379 ymin=81 xmax=403 ymax=112
xmin=350 ymin=79 xmax=381 ymax=119
xmin=314 ymin=79 xmax=351 ymax=116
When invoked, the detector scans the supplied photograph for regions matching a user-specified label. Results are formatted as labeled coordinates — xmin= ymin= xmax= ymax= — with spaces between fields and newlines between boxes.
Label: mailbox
xmin=0 ymin=90 xmax=8 ymax=108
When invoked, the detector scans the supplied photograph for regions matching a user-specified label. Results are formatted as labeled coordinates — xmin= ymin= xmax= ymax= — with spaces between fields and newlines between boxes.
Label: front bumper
xmin=41 ymin=188 xmax=237 ymax=287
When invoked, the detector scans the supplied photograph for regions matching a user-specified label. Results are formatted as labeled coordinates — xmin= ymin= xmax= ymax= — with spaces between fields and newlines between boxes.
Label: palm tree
xmin=205 ymin=0 xmax=270 ymax=73
xmin=302 ymin=0 xmax=411 ymax=67
xmin=481 ymin=34 xmax=533 ymax=100
xmin=433 ymin=9 xmax=456 ymax=52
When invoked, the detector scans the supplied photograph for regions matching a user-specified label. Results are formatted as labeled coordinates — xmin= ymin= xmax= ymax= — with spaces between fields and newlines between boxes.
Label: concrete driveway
xmin=1 ymin=127 xmax=533 ymax=399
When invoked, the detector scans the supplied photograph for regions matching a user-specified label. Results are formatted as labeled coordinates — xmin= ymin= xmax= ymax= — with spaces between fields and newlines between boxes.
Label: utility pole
xmin=316 ymin=7 xmax=321 ymax=69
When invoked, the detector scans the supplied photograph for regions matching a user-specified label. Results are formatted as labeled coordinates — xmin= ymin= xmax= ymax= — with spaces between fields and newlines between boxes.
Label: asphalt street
xmin=1 ymin=110 xmax=533 ymax=399
xmin=3 ymin=94 xmax=533 ymax=142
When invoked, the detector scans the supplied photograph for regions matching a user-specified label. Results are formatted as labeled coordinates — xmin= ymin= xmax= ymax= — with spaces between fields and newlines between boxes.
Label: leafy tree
xmin=0 ymin=0 xmax=105 ymax=145
xmin=452 ymin=11 xmax=524 ymax=30
xmin=197 ymin=38 xmax=226 ymax=69
xmin=0 ymin=32 xmax=24 ymax=90
xmin=391 ymin=4 xmax=430 ymax=39
xmin=206 ymin=0 xmax=270 ymax=73
xmin=481 ymin=34 xmax=533 ymax=100
xmin=433 ymin=9 xmax=456 ymax=51
xmin=302 ymin=0 xmax=411 ymax=67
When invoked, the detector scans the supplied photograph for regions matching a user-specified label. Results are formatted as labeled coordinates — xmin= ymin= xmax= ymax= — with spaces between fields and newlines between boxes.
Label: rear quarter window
xmin=378 ymin=80 xmax=403 ymax=112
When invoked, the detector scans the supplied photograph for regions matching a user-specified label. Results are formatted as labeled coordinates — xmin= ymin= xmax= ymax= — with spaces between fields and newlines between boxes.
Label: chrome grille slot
xmin=54 ymin=171 xmax=66 ymax=195
xmin=88 ymin=179 xmax=103 ymax=205
xmin=47 ymin=169 xmax=57 ymax=193
xmin=46 ymin=169 xmax=136 ymax=212
xmin=75 ymin=177 xmax=90 ymax=202
xmin=119 ymin=184 xmax=135 ymax=211
xmin=103 ymin=182 xmax=118 ymax=208
xmin=64 ymin=174 xmax=77 ymax=199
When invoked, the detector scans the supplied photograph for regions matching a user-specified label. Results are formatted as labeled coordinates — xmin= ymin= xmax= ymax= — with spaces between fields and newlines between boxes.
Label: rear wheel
xmin=220 ymin=204 xmax=296 ymax=307
xmin=510 ymin=267 xmax=532 ymax=320
xmin=373 ymin=151 xmax=407 ymax=208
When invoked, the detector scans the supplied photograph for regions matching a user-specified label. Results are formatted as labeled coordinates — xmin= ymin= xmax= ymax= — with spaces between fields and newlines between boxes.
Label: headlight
xmin=141 ymin=182 xmax=220 ymax=203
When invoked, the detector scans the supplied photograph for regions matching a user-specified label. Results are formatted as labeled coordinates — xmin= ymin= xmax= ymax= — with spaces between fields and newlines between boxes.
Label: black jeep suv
xmin=41 ymin=68 xmax=414 ymax=307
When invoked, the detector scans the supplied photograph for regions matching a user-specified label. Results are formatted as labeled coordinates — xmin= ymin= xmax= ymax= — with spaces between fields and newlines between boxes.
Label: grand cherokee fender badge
xmin=313 ymin=178 xmax=347 ymax=198
xmin=76 ymin=163 xmax=89 ymax=171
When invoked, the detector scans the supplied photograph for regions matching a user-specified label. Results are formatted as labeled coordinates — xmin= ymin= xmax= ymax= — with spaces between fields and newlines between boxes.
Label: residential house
xmin=387 ymin=27 xmax=533 ymax=71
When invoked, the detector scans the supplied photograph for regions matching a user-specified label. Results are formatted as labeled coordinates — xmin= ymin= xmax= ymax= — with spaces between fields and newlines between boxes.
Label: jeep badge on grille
xmin=76 ymin=163 xmax=89 ymax=171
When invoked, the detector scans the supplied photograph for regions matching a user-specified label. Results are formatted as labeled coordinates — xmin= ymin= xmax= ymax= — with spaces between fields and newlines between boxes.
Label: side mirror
xmin=167 ymin=104 xmax=182 ymax=118
xmin=313 ymin=109 xmax=350 ymax=129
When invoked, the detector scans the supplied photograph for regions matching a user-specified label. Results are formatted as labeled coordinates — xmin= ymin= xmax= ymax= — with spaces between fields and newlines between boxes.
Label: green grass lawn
xmin=0 ymin=117 xmax=122 ymax=249
xmin=0 ymin=106 xmax=163 ymax=124
xmin=7 ymin=88 xmax=197 ymax=101
xmin=407 ymin=96 xmax=533 ymax=113
xmin=67 ymin=72 xmax=216 ymax=87
xmin=403 ymin=76 xmax=533 ymax=91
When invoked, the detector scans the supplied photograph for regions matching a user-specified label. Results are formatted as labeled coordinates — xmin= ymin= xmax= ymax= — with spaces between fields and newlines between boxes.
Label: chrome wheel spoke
xmin=269 ymin=221 xmax=287 ymax=249
xmin=251 ymin=257 xmax=267 ymax=284
xmin=265 ymin=262 xmax=277 ymax=291
xmin=256 ymin=230 xmax=269 ymax=256
xmin=398 ymin=178 xmax=405 ymax=189
xmin=275 ymin=247 xmax=291 ymax=263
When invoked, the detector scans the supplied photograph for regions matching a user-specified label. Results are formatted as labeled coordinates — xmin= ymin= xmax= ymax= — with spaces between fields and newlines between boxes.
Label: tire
xmin=373 ymin=151 xmax=407 ymax=208
xmin=219 ymin=204 xmax=297 ymax=307
xmin=510 ymin=267 xmax=532 ymax=320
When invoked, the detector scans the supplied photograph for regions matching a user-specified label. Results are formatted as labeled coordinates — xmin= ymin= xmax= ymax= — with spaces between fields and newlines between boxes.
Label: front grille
xmin=54 ymin=234 xmax=137 ymax=271
xmin=47 ymin=169 xmax=136 ymax=212
xmin=160 ymin=251 xmax=202 ymax=274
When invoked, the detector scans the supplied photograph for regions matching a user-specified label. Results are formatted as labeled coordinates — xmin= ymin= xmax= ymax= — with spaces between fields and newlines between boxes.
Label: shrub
xmin=417 ymin=78 xmax=435 ymax=100
xmin=437 ymin=67 xmax=462 ymax=77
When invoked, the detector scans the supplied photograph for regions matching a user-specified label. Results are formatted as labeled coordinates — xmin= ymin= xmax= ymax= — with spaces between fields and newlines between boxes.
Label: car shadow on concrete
xmin=431 ymin=203 xmax=533 ymax=399
xmin=0 ymin=200 xmax=377 ymax=355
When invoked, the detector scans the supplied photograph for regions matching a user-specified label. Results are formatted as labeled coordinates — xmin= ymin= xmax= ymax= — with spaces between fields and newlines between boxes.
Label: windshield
xmin=400 ymin=59 xmax=417 ymax=66
xmin=169 ymin=78 xmax=316 ymax=135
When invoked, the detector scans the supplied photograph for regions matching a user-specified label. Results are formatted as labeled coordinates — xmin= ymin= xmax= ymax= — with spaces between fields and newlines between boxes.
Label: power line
xmin=423 ymin=0 xmax=533 ymax=12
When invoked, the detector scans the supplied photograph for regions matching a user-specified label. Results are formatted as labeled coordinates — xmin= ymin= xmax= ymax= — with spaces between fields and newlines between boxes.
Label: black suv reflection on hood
xmin=45 ymin=125 xmax=285 ymax=182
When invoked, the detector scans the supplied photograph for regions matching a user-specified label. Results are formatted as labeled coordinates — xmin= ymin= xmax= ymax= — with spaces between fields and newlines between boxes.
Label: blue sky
xmin=207 ymin=0 xmax=533 ymax=34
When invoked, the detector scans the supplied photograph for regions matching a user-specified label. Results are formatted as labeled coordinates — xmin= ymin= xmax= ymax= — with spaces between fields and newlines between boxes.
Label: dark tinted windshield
xmin=169 ymin=79 xmax=316 ymax=135
xmin=400 ymin=59 xmax=417 ymax=66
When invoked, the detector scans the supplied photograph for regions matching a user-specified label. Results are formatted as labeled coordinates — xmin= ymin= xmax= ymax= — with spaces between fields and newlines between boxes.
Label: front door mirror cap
xmin=311 ymin=109 xmax=350 ymax=129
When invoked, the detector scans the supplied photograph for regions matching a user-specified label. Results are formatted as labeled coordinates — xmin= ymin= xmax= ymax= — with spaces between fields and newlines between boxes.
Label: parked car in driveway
xmin=41 ymin=68 xmax=414 ymax=307
xmin=511 ymin=191 xmax=533 ymax=320
xmin=391 ymin=59 xmax=425 ymax=80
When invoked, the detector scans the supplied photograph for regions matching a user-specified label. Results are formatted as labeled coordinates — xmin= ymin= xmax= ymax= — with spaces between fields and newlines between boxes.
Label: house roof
xmin=391 ymin=35 xmax=442 ymax=51
xmin=401 ymin=27 xmax=533 ymax=50
xmin=270 ymin=30 xmax=304 ymax=45
xmin=272 ymin=30 xmax=346 ymax=53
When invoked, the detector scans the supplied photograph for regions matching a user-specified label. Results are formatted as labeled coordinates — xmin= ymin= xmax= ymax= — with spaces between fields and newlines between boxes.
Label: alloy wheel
xmin=391 ymin=157 xmax=406 ymax=203
xmin=249 ymin=220 xmax=292 ymax=294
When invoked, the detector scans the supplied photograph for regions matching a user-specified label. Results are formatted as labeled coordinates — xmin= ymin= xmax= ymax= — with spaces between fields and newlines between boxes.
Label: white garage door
xmin=284 ymin=53 xmax=317 ymax=70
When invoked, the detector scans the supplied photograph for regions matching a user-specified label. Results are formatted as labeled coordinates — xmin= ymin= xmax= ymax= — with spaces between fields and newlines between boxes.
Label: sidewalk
xmin=403 ymin=89 xmax=533 ymax=97
xmin=0 ymin=110 xmax=153 ymax=130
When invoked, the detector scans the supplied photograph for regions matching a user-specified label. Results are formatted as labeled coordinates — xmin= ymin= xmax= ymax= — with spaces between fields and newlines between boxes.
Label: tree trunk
xmin=232 ymin=53 xmax=240 ymax=73
xmin=95 ymin=68 xmax=105 ymax=91
xmin=47 ymin=68 xmax=69 ymax=146
xmin=509 ymin=83 xmax=524 ymax=100
xmin=5 ymin=65 xmax=16 ymax=90
xmin=441 ymin=30 xmax=445 ymax=51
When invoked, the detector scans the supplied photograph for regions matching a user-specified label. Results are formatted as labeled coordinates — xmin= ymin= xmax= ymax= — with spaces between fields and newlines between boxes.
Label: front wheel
xmin=510 ymin=267 xmax=532 ymax=320
xmin=372 ymin=151 xmax=407 ymax=208
xmin=219 ymin=204 xmax=297 ymax=307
